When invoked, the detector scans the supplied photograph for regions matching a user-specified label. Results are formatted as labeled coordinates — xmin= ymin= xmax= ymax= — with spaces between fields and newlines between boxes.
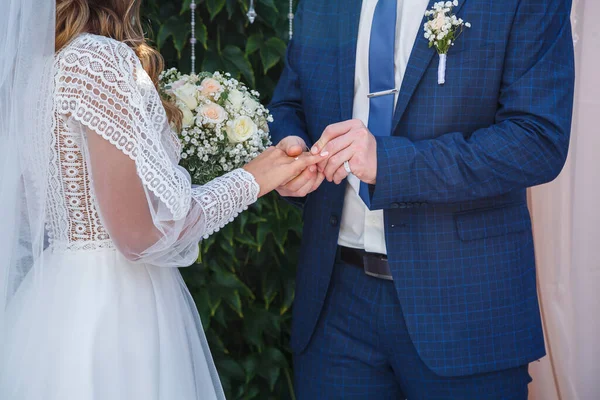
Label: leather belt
xmin=338 ymin=246 xmax=393 ymax=281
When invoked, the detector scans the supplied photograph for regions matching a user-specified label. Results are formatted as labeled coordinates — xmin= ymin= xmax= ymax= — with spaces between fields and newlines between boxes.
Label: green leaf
xmin=156 ymin=16 xmax=190 ymax=56
xmin=225 ymin=0 xmax=237 ymax=19
xmin=280 ymin=276 xmax=295 ymax=316
xmin=222 ymin=289 xmax=244 ymax=317
xmin=256 ymin=222 xmax=271 ymax=252
xmin=202 ymin=47 xmax=225 ymax=73
xmin=262 ymin=274 xmax=278 ymax=309
xmin=259 ymin=0 xmax=278 ymax=11
xmin=207 ymin=0 xmax=227 ymax=20
xmin=206 ymin=328 xmax=229 ymax=354
xmin=213 ymin=268 xmax=255 ymax=299
xmin=246 ymin=33 xmax=264 ymax=55
xmin=180 ymin=0 xmax=192 ymax=15
xmin=197 ymin=22 xmax=208 ymax=49
xmin=242 ymin=354 xmax=261 ymax=383
xmin=216 ymin=356 xmax=246 ymax=382
xmin=222 ymin=45 xmax=255 ymax=87
xmin=259 ymin=37 xmax=287 ymax=74
xmin=194 ymin=289 xmax=212 ymax=329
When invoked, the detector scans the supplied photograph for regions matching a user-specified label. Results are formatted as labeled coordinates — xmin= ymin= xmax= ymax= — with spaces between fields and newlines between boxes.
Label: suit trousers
xmin=294 ymin=259 xmax=532 ymax=399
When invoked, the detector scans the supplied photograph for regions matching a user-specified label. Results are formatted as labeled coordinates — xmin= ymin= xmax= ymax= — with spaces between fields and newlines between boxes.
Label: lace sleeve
xmin=56 ymin=34 xmax=259 ymax=267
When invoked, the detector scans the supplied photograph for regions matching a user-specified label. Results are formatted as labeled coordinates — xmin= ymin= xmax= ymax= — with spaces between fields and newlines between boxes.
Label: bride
xmin=0 ymin=0 xmax=319 ymax=399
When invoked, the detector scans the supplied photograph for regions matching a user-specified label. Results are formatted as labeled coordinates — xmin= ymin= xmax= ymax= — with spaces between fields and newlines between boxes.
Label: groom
xmin=268 ymin=0 xmax=574 ymax=398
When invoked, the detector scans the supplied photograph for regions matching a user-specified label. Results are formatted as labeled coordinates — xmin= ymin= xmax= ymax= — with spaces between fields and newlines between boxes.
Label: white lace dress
xmin=0 ymin=33 xmax=258 ymax=400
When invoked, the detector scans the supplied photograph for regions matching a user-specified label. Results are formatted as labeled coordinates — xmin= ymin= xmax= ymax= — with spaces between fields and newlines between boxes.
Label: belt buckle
xmin=362 ymin=254 xmax=393 ymax=281
xmin=364 ymin=270 xmax=394 ymax=281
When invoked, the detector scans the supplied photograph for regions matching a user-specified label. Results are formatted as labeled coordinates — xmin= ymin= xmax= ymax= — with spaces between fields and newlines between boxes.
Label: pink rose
xmin=200 ymin=103 xmax=228 ymax=124
xmin=199 ymin=78 xmax=223 ymax=97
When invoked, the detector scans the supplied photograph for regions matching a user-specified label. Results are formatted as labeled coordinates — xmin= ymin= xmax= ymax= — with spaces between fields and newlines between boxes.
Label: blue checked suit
xmin=268 ymin=0 xmax=575 ymax=380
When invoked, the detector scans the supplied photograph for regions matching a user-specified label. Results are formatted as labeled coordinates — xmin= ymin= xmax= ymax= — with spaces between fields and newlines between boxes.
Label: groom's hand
xmin=311 ymin=119 xmax=377 ymax=185
xmin=275 ymin=136 xmax=325 ymax=197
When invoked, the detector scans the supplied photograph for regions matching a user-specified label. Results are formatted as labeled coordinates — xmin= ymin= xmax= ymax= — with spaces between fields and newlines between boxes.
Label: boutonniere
xmin=424 ymin=1 xmax=471 ymax=85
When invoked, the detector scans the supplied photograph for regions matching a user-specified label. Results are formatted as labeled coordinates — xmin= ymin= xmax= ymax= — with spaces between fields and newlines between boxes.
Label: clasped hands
xmin=276 ymin=119 xmax=377 ymax=197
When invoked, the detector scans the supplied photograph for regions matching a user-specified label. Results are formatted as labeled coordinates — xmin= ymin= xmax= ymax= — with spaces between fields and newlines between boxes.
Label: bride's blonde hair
xmin=55 ymin=0 xmax=182 ymax=130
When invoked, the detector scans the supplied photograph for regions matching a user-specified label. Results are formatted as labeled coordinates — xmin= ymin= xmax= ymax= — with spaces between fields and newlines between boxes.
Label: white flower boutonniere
xmin=424 ymin=1 xmax=471 ymax=85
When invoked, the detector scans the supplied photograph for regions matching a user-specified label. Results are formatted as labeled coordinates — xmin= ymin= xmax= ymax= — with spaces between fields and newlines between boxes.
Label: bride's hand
xmin=243 ymin=147 xmax=323 ymax=198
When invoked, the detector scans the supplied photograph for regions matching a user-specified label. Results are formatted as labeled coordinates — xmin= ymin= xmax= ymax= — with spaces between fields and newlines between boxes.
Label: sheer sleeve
xmin=55 ymin=35 xmax=259 ymax=267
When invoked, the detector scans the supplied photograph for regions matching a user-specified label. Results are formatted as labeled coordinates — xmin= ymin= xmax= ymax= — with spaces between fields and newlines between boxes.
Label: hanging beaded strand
xmin=190 ymin=0 xmax=197 ymax=74
xmin=246 ymin=0 xmax=294 ymax=39
xmin=288 ymin=0 xmax=294 ymax=40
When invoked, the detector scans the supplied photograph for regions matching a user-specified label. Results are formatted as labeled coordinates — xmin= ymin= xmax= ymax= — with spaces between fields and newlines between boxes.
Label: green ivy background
xmin=141 ymin=1 xmax=302 ymax=399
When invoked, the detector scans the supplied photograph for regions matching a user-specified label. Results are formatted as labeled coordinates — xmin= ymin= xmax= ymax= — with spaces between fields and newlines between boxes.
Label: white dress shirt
xmin=337 ymin=0 xmax=430 ymax=255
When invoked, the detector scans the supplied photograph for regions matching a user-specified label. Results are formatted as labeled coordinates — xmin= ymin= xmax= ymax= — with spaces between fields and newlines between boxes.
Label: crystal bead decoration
xmin=247 ymin=0 xmax=257 ymax=23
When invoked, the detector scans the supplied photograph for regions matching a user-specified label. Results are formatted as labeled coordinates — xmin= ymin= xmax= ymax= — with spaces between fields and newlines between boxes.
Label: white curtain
xmin=529 ymin=1 xmax=600 ymax=399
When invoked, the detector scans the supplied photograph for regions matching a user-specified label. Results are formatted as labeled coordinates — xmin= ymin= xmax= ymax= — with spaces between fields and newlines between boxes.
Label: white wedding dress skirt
xmin=0 ymin=247 xmax=223 ymax=400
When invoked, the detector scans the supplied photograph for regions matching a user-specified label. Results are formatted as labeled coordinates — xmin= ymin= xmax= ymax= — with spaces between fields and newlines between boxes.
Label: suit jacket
xmin=268 ymin=0 xmax=574 ymax=377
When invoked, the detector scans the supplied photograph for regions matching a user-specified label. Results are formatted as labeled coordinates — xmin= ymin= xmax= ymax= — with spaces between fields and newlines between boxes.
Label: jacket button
xmin=329 ymin=215 xmax=339 ymax=227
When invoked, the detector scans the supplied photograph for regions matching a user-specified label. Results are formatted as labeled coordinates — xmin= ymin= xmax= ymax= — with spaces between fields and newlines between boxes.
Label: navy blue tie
xmin=359 ymin=0 xmax=397 ymax=207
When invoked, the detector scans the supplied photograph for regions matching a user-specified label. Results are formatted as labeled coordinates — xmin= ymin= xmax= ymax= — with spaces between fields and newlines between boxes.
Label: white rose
xmin=227 ymin=89 xmax=245 ymax=110
xmin=243 ymin=98 xmax=260 ymax=114
xmin=174 ymin=83 xmax=199 ymax=110
xmin=433 ymin=13 xmax=446 ymax=31
xmin=227 ymin=116 xmax=258 ymax=144
xmin=200 ymin=103 xmax=228 ymax=124
xmin=180 ymin=105 xmax=195 ymax=128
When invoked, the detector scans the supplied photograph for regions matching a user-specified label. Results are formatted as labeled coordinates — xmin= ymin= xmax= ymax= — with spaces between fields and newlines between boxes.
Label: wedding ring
xmin=294 ymin=157 xmax=299 ymax=161
xmin=343 ymin=160 xmax=352 ymax=174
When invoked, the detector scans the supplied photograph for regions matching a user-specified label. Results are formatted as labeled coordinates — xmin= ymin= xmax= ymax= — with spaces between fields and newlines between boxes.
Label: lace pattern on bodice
xmin=48 ymin=34 xmax=259 ymax=253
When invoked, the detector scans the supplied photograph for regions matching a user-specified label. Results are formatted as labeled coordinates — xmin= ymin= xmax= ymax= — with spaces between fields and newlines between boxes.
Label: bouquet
xmin=159 ymin=68 xmax=272 ymax=185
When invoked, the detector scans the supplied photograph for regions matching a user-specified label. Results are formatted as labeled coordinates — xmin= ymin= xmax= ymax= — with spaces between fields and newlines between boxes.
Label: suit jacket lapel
xmin=391 ymin=0 xmax=468 ymax=131
xmin=338 ymin=0 xmax=362 ymax=122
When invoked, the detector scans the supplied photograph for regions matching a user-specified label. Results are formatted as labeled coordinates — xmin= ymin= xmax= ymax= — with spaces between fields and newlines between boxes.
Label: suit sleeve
xmin=268 ymin=1 xmax=312 ymax=208
xmin=370 ymin=0 xmax=575 ymax=210
xmin=268 ymin=1 xmax=311 ymax=149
